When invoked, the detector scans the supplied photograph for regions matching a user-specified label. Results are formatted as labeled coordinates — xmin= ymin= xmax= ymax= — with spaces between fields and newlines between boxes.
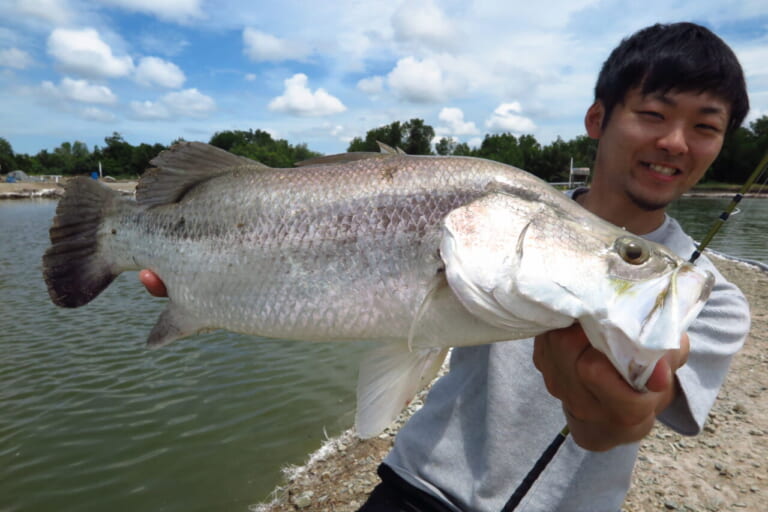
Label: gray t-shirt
xmin=384 ymin=207 xmax=751 ymax=512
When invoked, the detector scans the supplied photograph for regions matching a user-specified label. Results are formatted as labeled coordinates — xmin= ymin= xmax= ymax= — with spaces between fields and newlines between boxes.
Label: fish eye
xmin=615 ymin=237 xmax=650 ymax=265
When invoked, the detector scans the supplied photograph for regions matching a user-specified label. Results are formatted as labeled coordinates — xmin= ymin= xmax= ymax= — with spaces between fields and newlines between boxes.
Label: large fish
xmin=43 ymin=142 xmax=713 ymax=437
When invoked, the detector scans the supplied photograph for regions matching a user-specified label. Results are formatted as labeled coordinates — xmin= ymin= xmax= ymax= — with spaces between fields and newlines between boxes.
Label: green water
xmin=0 ymin=197 xmax=765 ymax=512
xmin=0 ymin=200 xmax=371 ymax=512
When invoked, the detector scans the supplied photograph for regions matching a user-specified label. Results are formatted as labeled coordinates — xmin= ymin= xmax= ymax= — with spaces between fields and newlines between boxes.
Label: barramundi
xmin=43 ymin=142 xmax=714 ymax=437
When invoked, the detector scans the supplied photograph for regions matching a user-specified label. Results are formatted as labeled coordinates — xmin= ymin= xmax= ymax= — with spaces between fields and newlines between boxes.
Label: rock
xmin=292 ymin=491 xmax=314 ymax=509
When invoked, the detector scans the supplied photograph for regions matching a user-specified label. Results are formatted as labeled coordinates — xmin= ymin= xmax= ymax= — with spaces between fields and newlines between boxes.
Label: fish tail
xmin=43 ymin=177 xmax=125 ymax=308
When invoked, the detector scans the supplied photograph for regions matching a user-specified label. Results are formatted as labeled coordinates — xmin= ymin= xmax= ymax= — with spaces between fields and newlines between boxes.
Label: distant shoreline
xmin=0 ymin=180 xmax=136 ymax=200
xmin=1 ymin=179 xmax=765 ymax=200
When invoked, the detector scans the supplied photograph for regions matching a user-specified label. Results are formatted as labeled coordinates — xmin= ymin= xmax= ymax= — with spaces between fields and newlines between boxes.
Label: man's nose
xmin=656 ymin=125 xmax=688 ymax=155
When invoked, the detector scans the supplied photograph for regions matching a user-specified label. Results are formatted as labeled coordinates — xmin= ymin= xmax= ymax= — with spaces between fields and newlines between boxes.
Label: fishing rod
xmin=504 ymin=147 xmax=768 ymax=512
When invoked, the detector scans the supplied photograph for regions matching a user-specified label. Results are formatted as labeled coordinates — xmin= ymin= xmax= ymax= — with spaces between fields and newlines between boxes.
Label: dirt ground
xmin=253 ymin=257 xmax=767 ymax=512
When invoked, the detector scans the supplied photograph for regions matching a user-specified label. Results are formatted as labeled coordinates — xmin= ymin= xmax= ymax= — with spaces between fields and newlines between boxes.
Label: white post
xmin=99 ymin=161 xmax=103 ymax=179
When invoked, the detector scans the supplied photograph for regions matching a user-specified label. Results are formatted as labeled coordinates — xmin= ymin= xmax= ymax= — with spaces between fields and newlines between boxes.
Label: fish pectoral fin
xmin=146 ymin=302 xmax=206 ymax=348
xmin=355 ymin=344 xmax=448 ymax=438
xmin=408 ymin=272 xmax=448 ymax=351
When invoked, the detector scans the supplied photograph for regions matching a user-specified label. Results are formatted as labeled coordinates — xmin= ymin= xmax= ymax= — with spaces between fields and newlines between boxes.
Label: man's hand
xmin=533 ymin=324 xmax=689 ymax=451
xmin=139 ymin=269 xmax=168 ymax=297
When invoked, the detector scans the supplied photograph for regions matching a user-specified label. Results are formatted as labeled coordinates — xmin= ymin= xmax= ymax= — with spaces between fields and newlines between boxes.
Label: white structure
xmin=568 ymin=157 xmax=590 ymax=188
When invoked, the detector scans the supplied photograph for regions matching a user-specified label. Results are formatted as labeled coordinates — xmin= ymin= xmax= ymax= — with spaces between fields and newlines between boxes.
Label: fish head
xmin=441 ymin=192 xmax=714 ymax=390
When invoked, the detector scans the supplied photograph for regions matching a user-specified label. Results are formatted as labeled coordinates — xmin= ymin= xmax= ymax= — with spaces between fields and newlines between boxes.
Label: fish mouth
xmin=580 ymin=263 xmax=714 ymax=390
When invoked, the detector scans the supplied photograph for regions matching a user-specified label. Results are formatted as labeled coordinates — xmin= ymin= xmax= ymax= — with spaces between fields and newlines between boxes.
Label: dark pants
xmin=357 ymin=465 xmax=455 ymax=512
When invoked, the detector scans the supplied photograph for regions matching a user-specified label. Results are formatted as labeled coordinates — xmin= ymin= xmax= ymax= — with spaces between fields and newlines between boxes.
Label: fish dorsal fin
xmin=136 ymin=142 xmax=268 ymax=206
xmin=295 ymin=140 xmax=407 ymax=167
xmin=375 ymin=141 xmax=407 ymax=155
xmin=295 ymin=152 xmax=388 ymax=167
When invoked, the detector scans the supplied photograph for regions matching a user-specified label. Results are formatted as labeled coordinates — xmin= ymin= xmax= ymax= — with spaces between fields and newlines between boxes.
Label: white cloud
xmin=387 ymin=56 xmax=460 ymax=103
xmin=135 ymin=56 xmax=186 ymax=88
xmin=162 ymin=88 xmax=216 ymax=117
xmin=242 ymin=28 xmax=310 ymax=62
xmin=131 ymin=88 xmax=215 ymax=119
xmin=130 ymin=99 xmax=170 ymax=119
xmin=47 ymin=28 xmax=134 ymax=79
xmin=0 ymin=47 xmax=33 ymax=69
xmin=357 ymin=76 xmax=384 ymax=95
xmin=244 ymin=73 xmax=257 ymax=81
xmin=138 ymin=31 xmax=190 ymax=57
xmin=98 ymin=0 xmax=204 ymax=23
xmin=485 ymin=102 xmax=537 ymax=134
xmin=268 ymin=73 xmax=346 ymax=117
xmin=41 ymin=77 xmax=118 ymax=104
xmin=391 ymin=0 xmax=458 ymax=50
xmin=16 ymin=0 xmax=73 ymax=25
xmin=82 ymin=106 xmax=116 ymax=122
xmin=438 ymin=107 xmax=478 ymax=136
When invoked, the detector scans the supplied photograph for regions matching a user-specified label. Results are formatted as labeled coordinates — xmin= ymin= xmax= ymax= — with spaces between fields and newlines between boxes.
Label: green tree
xmin=476 ymin=133 xmax=522 ymax=166
xmin=401 ymin=118 xmax=434 ymax=155
xmin=517 ymin=134 xmax=542 ymax=171
xmin=709 ymin=126 xmax=753 ymax=184
xmin=99 ymin=132 xmax=135 ymax=176
xmin=347 ymin=121 xmax=404 ymax=152
xmin=347 ymin=119 xmax=435 ymax=155
xmin=132 ymin=143 xmax=167 ymax=176
xmin=452 ymin=142 xmax=473 ymax=156
xmin=535 ymin=137 xmax=571 ymax=182
xmin=0 ymin=137 xmax=17 ymax=173
xmin=435 ymin=137 xmax=457 ymax=156
xmin=566 ymin=135 xmax=598 ymax=170
xmin=211 ymin=129 xmax=321 ymax=167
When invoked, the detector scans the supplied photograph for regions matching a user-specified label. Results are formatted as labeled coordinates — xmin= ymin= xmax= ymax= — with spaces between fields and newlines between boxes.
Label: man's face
xmin=587 ymin=87 xmax=730 ymax=211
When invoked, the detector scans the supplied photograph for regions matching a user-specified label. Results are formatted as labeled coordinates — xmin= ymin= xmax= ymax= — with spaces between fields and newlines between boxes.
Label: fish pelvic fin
xmin=137 ymin=142 xmax=267 ymax=207
xmin=43 ymin=177 xmax=123 ymax=308
xmin=147 ymin=302 xmax=206 ymax=347
xmin=355 ymin=344 xmax=448 ymax=438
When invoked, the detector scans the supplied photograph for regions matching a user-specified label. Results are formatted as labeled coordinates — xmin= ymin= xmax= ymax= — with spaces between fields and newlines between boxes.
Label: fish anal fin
xmin=355 ymin=344 xmax=448 ymax=438
xmin=137 ymin=142 xmax=268 ymax=207
xmin=146 ymin=302 xmax=206 ymax=348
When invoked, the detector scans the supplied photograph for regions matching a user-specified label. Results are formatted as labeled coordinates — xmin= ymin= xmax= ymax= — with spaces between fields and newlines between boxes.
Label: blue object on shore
xmin=91 ymin=172 xmax=99 ymax=180
xmin=6 ymin=176 xmax=16 ymax=183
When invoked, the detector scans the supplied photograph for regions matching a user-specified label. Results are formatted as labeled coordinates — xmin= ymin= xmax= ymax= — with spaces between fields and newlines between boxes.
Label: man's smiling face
xmin=588 ymin=87 xmax=730 ymax=212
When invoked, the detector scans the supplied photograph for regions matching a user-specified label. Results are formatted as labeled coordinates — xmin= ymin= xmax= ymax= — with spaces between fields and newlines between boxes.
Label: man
xmin=141 ymin=22 xmax=751 ymax=512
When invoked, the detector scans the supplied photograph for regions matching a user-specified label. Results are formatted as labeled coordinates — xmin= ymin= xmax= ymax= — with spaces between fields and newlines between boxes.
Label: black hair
xmin=595 ymin=22 xmax=749 ymax=133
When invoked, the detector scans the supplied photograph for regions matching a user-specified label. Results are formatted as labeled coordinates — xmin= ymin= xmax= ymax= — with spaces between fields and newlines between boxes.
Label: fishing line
xmin=504 ymin=148 xmax=768 ymax=512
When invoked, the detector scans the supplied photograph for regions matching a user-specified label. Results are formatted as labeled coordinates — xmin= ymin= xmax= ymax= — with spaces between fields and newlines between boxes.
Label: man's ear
xmin=584 ymin=101 xmax=605 ymax=139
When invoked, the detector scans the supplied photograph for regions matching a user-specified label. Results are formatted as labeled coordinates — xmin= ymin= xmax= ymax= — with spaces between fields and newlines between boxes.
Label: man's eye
xmin=697 ymin=123 xmax=722 ymax=133
xmin=639 ymin=110 xmax=664 ymax=119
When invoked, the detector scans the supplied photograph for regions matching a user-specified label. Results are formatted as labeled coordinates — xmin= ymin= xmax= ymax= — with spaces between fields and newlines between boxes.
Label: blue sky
xmin=1 ymin=0 xmax=767 ymax=159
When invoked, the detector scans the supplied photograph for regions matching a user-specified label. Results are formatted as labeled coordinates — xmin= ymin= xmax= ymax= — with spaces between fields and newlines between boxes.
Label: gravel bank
xmin=253 ymin=256 xmax=767 ymax=512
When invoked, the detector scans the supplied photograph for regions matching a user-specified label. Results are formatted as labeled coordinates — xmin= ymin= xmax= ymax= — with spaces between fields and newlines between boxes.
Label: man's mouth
xmin=644 ymin=162 xmax=680 ymax=177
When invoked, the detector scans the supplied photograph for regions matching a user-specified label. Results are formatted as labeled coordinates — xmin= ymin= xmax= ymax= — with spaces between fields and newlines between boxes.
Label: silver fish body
xmin=43 ymin=142 xmax=714 ymax=437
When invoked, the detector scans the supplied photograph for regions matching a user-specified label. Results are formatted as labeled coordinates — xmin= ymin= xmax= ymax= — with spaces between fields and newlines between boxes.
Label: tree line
xmin=1 ymin=115 xmax=766 ymax=184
